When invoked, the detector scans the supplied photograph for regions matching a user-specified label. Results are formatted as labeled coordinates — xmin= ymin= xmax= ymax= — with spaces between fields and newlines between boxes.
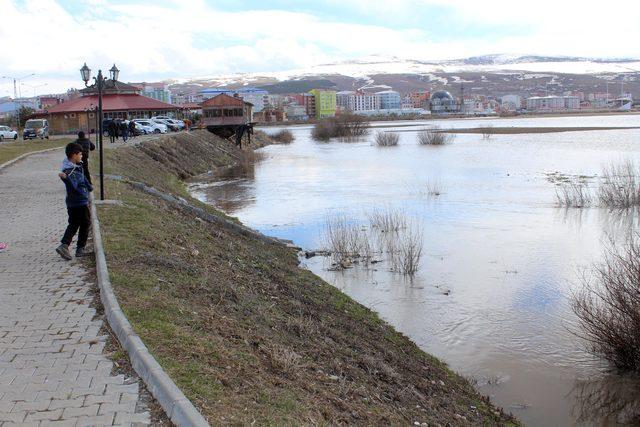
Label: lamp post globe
xmin=109 ymin=64 xmax=119 ymax=82
xmin=80 ymin=63 xmax=91 ymax=85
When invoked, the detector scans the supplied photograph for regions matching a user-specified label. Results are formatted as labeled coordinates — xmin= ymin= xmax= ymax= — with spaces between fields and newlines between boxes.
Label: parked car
xmin=132 ymin=119 xmax=167 ymax=134
xmin=0 ymin=126 xmax=18 ymax=141
xmin=152 ymin=118 xmax=179 ymax=132
xmin=134 ymin=121 xmax=154 ymax=135
xmin=166 ymin=119 xmax=185 ymax=130
xmin=23 ymin=119 xmax=49 ymax=140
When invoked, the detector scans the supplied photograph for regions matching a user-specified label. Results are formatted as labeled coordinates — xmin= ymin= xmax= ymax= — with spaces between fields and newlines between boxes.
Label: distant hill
xmin=256 ymin=79 xmax=337 ymax=94
xmin=167 ymin=54 xmax=640 ymax=99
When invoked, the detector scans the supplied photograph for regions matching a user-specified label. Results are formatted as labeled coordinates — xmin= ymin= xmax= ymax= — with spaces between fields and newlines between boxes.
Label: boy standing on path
xmin=55 ymin=143 xmax=93 ymax=260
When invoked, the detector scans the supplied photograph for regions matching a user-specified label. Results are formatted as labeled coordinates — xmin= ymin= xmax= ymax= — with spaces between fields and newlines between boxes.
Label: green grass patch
xmin=0 ymin=138 xmax=71 ymax=165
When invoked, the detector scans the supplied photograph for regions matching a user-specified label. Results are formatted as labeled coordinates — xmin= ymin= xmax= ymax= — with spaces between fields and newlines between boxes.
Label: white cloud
xmin=1 ymin=0 xmax=640 ymax=95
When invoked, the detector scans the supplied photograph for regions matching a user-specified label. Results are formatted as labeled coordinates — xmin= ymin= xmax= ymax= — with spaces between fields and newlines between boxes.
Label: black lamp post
xmin=80 ymin=63 xmax=118 ymax=201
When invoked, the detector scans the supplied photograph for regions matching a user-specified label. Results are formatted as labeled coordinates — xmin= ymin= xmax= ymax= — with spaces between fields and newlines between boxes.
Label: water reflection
xmin=571 ymin=374 xmax=640 ymax=425
xmin=192 ymin=116 xmax=640 ymax=426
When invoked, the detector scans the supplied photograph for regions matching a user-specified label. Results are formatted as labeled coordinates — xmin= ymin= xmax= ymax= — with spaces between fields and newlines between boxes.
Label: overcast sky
xmin=2 ymin=0 xmax=640 ymax=96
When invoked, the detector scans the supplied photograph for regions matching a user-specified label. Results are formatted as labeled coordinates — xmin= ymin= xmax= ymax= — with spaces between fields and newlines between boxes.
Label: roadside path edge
xmin=90 ymin=194 xmax=210 ymax=427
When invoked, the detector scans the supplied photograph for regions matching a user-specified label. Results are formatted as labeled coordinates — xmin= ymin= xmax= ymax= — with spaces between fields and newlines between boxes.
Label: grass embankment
xmin=0 ymin=138 xmax=71 ymax=165
xmin=98 ymin=131 xmax=518 ymax=425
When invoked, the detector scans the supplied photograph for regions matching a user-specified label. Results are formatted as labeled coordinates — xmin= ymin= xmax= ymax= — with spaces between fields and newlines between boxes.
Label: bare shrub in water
xmin=386 ymin=221 xmax=424 ymax=275
xmin=323 ymin=215 xmax=371 ymax=266
xmin=367 ymin=207 xmax=406 ymax=232
xmin=598 ymin=161 xmax=640 ymax=208
xmin=426 ymin=178 xmax=443 ymax=197
xmin=417 ymin=127 xmax=454 ymax=145
xmin=312 ymin=114 xmax=370 ymax=141
xmin=271 ymin=129 xmax=294 ymax=144
xmin=555 ymin=181 xmax=592 ymax=208
xmin=571 ymin=235 xmax=640 ymax=371
xmin=482 ymin=125 xmax=494 ymax=140
xmin=375 ymin=131 xmax=399 ymax=147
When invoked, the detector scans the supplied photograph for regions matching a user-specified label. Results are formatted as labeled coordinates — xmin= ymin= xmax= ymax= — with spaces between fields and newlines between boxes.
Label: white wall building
xmin=501 ymin=94 xmax=522 ymax=111
xmin=336 ymin=91 xmax=381 ymax=112
xmin=526 ymin=96 xmax=580 ymax=111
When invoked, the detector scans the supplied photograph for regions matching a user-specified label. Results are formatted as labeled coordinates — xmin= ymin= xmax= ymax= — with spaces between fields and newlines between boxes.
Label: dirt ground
xmin=96 ymin=130 xmax=519 ymax=425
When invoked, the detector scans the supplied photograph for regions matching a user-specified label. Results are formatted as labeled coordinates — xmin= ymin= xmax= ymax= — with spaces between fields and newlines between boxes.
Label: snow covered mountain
xmin=168 ymin=55 xmax=640 ymax=98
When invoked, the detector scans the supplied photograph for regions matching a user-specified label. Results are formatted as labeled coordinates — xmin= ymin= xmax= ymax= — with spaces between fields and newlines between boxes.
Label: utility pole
xmin=1 ymin=73 xmax=35 ymax=132
xmin=460 ymin=83 xmax=465 ymax=115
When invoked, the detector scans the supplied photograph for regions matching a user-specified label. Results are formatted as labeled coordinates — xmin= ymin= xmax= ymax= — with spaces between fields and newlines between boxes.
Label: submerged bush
xmin=322 ymin=215 xmax=371 ymax=266
xmin=482 ymin=125 xmax=494 ymax=140
xmin=375 ymin=131 xmax=399 ymax=147
xmin=312 ymin=114 xmax=370 ymax=141
xmin=386 ymin=221 xmax=424 ymax=275
xmin=271 ymin=129 xmax=294 ymax=144
xmin=555 ymin=181 xmax=592 ymax=208
xmin=417 ymin=127 xmax=454 ymax=145
xmin=572 ymin=235 xmax=640 ymax=371
xmin=598 ymin=161 xmax=640 ymax=208
xmin=367 ymin=207 xmax=406 ymax=232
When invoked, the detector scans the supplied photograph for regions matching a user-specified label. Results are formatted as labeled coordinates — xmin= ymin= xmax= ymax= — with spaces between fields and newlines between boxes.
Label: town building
xmin=525 ymin=96 xmax=580 ymax=111
xmin=376 ymin=90 xmax=401 ymax=110
xmin=43 ymin=80 xmax=178 ymax=134
xmin=308 ymin=89 xmax=336 ymax=119
xmin=429 ymin=90 xmax=459 ymax=114
xmin=501 ymin=94 xmax=522 ymax=112
xmin=201 ymin=88 xmax=269 ymax=112
xmin=172 ymin=91 xmax=202 ymax=106
xmin=129 ymin=82 xmax=172 ymax=103
xmin=201 ymin=93 xmax=253 ymax=126
xmin=39 ymin=95 xmax=65 ymax=110
xmin=283 ymin=103 xmax=308 ymax=121
xmin=336 ymin=90 xmax=381 ymax=112
xmin=408 ymin=91 xmax=430 ymax=109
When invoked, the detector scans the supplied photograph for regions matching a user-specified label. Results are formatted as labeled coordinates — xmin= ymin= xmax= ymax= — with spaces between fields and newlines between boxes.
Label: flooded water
xmin=190 ymin=114 xmax=640 ymax=426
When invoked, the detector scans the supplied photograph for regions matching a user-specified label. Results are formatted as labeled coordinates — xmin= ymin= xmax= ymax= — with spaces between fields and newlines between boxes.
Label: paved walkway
xmin=0 ymin=151 xmax=150 ymax=426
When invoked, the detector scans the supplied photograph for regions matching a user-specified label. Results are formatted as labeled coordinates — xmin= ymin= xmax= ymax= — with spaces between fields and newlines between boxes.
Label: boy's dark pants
xmin=61 ymin=206 xmax=91 ymax=248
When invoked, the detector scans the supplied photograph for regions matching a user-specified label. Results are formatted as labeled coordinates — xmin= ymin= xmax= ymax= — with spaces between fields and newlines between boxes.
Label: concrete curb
xmin=90 ymin=194 xmax=210 ymax=427
xmin=0 ymin=146 xmax=64 ymax=171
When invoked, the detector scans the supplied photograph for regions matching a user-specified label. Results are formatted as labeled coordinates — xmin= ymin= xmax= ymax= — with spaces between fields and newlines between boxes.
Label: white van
xmin=23 ymin=119 xmax=49 ymax=140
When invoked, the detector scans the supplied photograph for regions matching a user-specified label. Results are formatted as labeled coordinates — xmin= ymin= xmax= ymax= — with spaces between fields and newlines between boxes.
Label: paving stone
xmin=0 ymin=152 xmax=152 ymax=425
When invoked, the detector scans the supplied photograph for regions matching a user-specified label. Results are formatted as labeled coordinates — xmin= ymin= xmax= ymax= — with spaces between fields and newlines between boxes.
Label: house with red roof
xmin=44 ymin=80 xmax=178 ymax=134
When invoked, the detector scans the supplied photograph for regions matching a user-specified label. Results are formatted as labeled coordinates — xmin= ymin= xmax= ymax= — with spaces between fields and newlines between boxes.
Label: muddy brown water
xmin=190 ymin=114 xmax=640 ymax=426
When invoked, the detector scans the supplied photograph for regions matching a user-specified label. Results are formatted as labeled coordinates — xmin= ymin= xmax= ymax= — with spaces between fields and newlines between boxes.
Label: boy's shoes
xmin=56 ymin=244 xmax=72 ymax=260
xmin=75 ymin=247 xmax=93 ymax=257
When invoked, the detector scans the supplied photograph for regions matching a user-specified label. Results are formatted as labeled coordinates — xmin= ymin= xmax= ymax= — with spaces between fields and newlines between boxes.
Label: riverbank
xmin=97 ymin=130 xmax=518 ymax=425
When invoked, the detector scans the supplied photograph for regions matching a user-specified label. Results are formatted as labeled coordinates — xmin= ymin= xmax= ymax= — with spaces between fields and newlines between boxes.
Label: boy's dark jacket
xmin=60 ymin=158 xmax=93 ymax=208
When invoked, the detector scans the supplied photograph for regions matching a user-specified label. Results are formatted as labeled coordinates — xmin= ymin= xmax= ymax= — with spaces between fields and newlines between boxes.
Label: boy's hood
xmin=60 ymin=158 xmax=82 ymax=171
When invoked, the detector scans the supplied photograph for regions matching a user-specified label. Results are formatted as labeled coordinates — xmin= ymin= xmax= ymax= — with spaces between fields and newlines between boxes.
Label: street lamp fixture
xmin=109 ymin=64 xmax=120 ymax=82
xmin=79 ymin=63 xmax=119 ymax=201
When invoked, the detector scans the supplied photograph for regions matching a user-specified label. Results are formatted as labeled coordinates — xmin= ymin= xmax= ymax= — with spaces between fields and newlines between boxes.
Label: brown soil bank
xmin=445 ymin=126 xmax=640 ymax=134
xmin=98 ymin=130 xmax=518 ymax=425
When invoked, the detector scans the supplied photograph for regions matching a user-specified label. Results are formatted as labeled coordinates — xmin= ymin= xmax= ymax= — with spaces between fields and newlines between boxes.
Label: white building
xmin=336 ymin=91 xmax=381 ymax=112
xmin=501 ymin=94 xmax=522 ymax=111
xmin=376 ymin=90 xmax=401 ymax=110
xmin=283 ymin=104 xmax=308 ymax=121
xmin=526 ymin=96 xmax=580 ymax=111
